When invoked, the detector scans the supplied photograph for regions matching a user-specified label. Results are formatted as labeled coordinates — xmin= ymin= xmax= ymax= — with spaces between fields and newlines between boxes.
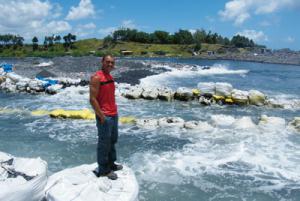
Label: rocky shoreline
xmin=194 ymin=51 xmax=300 ymax=66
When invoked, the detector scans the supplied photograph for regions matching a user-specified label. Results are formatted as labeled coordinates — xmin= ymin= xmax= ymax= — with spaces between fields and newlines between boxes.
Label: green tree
xmin=32 ymin=36 xmax=38 ymax=51
xmin=173 ymin=29 xmax=194 ymax=44
xmin=153 ymin=31 xmax=171 ymax=44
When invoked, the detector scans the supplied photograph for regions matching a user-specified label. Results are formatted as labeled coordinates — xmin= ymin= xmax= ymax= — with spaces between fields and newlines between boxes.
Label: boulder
xmin=174 ymin=87 xmax=193 ymax=101
xmin=249 ymin=90 xmax=266 ymax=106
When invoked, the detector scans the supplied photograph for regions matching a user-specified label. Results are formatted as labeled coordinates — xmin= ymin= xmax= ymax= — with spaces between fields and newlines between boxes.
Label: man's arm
xmin=89 ymin=75 xmax=105 ymax=124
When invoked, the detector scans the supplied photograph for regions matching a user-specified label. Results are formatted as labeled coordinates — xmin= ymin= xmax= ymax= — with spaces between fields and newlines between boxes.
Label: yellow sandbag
xmin=120 ymin=116 xmax=136 ymax=124
xmin=31 ymin=110 xmax=50 ymax=116
xmin=192 ymin=89 xmax=200 ymax=96
xmin=49 ymin=109 xmax=95 ymax=120
xmin=225 ymin=98 xmax=234 ymax=104
xmin=213 ymin=95 xmax=225 ymax=101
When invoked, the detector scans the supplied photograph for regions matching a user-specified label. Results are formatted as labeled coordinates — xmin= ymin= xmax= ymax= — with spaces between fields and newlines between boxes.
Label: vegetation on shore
xmin=0 ymin=29 xmax=265 ymax=58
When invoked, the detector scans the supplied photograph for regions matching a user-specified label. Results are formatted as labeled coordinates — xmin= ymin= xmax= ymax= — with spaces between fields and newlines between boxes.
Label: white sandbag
xmin=249 ymin=90 xmax=266 ymax=106
xmin=0 ymin=78 xmax=17 ymax=93
xmin=142 ymin=88 xmax=159 ymax=100
xmin=184 ymin=121 xmax=214 ymax=131
xmin=197 ymin=82 xmax=215 ymax=95
xmin=45 ymin=163 xmax=138 ymax=201
xmin=215 ymin=82 xmax=233 ymax=97
xmin=29 ymin=80 xmax=45 ymax=92
xmin=46 ymin=84 xmax=64 ymax=94
xmin=124 ymin=86 xmax=144 ymax=99
xmin=232 ymin=117 xmax=256 ymax=129
xmin=174 ymin=87 xmax=193 ymax=101
xmin=158 ymin=117 xmax=185 ymax=127
xmin=210 ymin=114 xmax=236 ymax=128
xmin=136 ymin=118 xmax=159 ymax=128
xmin=231 ymin=89 xmax=249 ymax=105
xmin=6 ymin=72 xmax=24 ymax=83
xmin=158 ymin=87 xmax=174 ymax=101
xmin=0 ymin=151 xmax=48 ymax=201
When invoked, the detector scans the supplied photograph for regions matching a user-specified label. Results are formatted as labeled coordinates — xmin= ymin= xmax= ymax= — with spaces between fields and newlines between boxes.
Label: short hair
xmin=102 ymin=54 xmax=114 ymax=62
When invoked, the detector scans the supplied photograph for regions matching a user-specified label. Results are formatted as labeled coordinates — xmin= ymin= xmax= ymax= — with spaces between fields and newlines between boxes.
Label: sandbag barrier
xmin=0 ymin=71 xmax=89 ymax=95
xmin=0 ymin=152 xmax=48 ymax=201
xmin=117 ymin=115 xmax=300 ymax=133
xmin=116 ymin=82 xmax=299 ymax=109
xmin=29 ymin=108 xmax=300 ymax=132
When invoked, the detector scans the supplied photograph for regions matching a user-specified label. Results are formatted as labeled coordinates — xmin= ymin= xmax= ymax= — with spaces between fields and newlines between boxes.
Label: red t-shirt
xmin=95 ymin=70 xmax=117 ymax=116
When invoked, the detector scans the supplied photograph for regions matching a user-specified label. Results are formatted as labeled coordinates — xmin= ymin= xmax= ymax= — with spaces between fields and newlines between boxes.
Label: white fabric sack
xmin=197 ymin=82 xmax=215 ymax=95
xmin=0 ymin=151 xmax=48 ymax=201
xmin=45 ymin=163 xmax=138 ymax=201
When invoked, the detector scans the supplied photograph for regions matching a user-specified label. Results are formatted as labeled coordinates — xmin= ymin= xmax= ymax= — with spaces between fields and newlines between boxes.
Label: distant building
xmin=120 ymin=50 xmax=133 ymax=55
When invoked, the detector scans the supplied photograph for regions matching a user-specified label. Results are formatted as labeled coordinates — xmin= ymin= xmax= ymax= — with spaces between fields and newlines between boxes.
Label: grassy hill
xmin=0 ymin=38 xmax=245 ymax=58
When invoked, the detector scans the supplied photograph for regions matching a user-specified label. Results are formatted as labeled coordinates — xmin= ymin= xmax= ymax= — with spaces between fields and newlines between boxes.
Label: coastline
xmin=1 ymin=53 xmax=300 ymax=66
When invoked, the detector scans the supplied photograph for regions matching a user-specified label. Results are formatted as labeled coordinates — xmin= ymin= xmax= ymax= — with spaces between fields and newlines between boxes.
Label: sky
xmin=0 ymin=0 xmax=299 ymax=50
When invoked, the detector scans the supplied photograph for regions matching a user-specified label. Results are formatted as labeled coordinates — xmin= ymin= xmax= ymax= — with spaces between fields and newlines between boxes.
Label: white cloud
xmin=285 ymin=36 xmax=295 ymax=43
xmin=74 ymin=23 xmax=96 ymax=37
xmin=98 ymin=27 xmax=117 ymax=36
xmin=66 ymin=0 xmax=95 ymax=20
xmin=121 ymin=20 xmax=136 ymax=29
xmin=219 ymin=0 xmax=297 ymax=25
xmin=0 ymin=0 xmax=71 ymax=40
xmin=236 ymin=29 xmax=268 ymax=42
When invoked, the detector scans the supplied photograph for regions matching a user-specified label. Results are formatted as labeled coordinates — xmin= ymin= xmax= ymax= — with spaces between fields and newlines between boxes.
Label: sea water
xmin=0 ymin=57 xmax=300 ymax=201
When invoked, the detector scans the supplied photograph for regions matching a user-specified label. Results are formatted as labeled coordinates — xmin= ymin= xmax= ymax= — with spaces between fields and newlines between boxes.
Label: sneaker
xmin=111 ymin=163 xmax=123 ymax=171
xmin=93 ymin=170 xmax=118 ymax=180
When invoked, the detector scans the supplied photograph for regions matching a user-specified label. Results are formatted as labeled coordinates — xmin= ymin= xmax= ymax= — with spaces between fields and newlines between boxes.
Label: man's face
xmin=102 ymin=56 xmax=115 ymax=73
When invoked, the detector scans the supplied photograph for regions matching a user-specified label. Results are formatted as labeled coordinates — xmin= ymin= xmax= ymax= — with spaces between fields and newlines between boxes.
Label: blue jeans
xmin=96 ymin=115 xmax=119 ymax=174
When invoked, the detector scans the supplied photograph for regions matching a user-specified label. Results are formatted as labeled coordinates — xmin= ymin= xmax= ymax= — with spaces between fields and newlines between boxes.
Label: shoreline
xmin=1 ymin=54 xmax=300 ymax=67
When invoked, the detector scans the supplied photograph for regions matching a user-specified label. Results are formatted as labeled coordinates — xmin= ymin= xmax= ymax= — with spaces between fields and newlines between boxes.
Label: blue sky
xmin=0 ymin=0 xmax=299 ymax=50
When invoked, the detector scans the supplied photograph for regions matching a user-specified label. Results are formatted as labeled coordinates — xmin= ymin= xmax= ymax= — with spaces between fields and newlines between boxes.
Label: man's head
xmin=101 ymin=54 xmax=115 ymax=73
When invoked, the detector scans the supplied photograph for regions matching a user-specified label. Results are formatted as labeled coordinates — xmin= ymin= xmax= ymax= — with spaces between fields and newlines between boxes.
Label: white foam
xmin=140 ymin=64 xmax=249 ymax=87
xmin=34 ymin=61 xmax=54 ymax=67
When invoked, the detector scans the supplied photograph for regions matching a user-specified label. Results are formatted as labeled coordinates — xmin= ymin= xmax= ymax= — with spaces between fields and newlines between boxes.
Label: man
xmin=90 ymin=55 xmax=122 ymax=180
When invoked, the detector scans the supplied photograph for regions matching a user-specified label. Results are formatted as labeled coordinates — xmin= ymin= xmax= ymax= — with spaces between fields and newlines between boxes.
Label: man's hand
xmin=98 ymin=113 xmax=106 ymax=124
